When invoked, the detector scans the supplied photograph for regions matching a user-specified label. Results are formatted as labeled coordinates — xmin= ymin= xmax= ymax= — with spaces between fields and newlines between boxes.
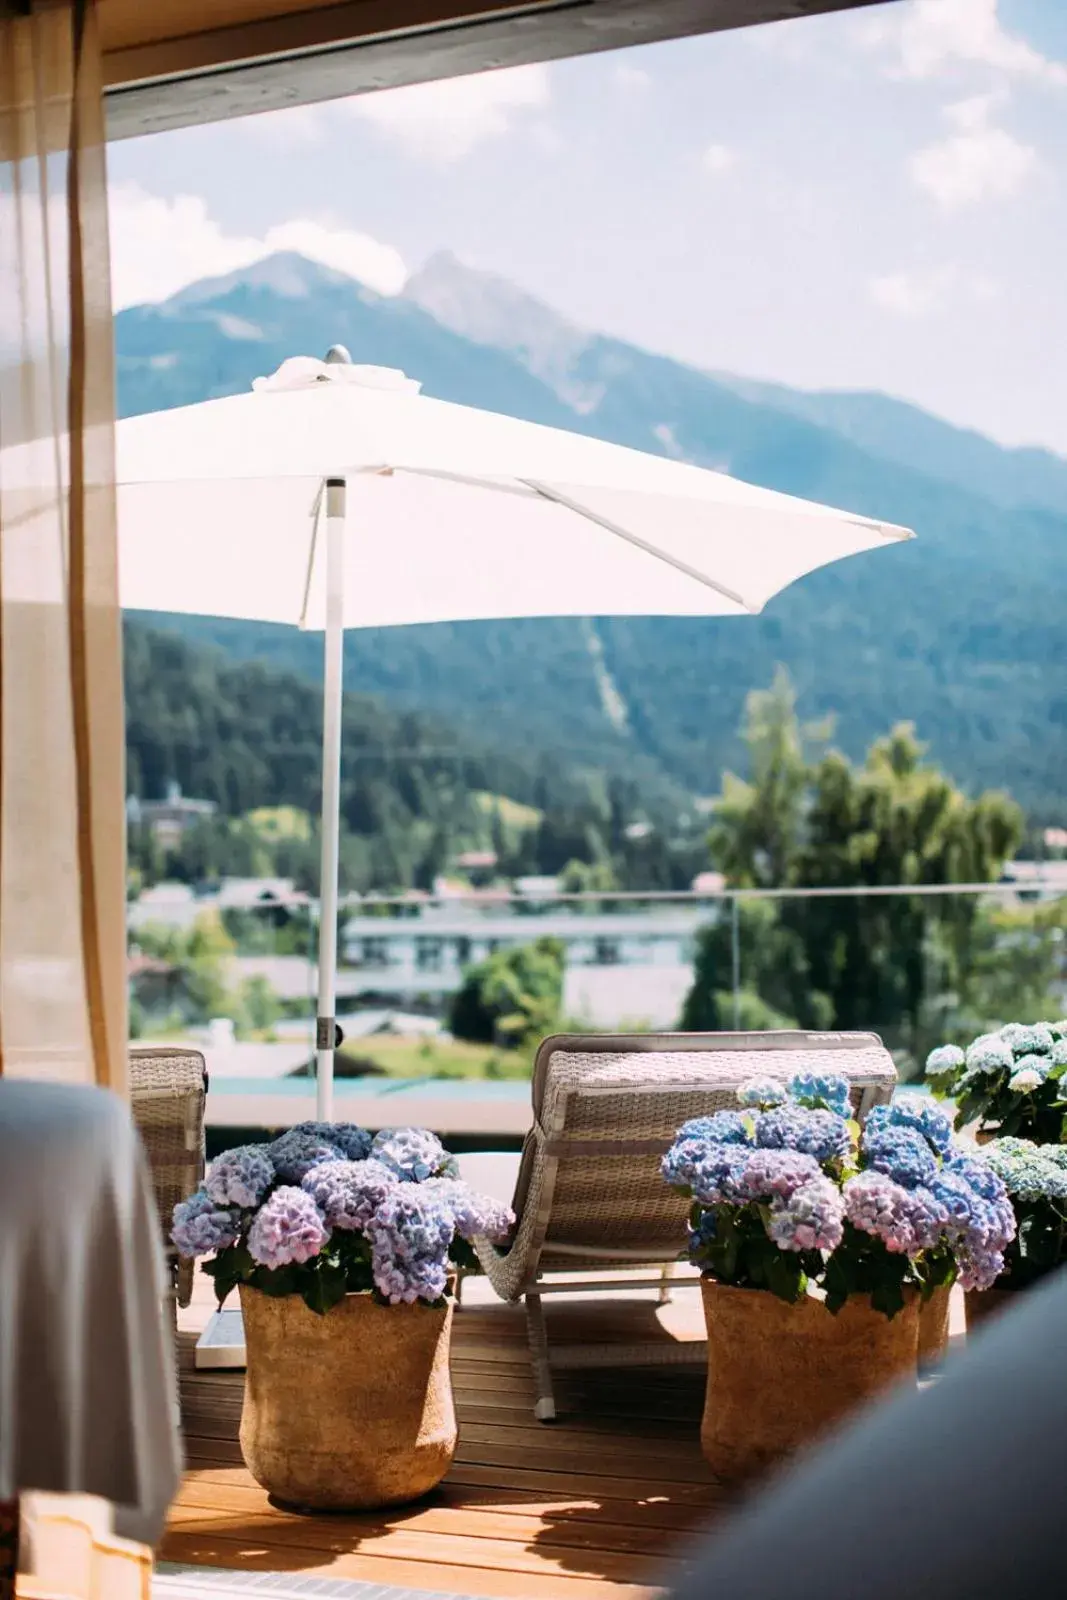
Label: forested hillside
xmin=125 ymin=623 xmax=705 ymax=892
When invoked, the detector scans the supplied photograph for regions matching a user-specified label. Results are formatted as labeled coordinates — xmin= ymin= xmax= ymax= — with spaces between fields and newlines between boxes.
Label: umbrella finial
xmin=324 ymin=344 xmax=353 ymax=365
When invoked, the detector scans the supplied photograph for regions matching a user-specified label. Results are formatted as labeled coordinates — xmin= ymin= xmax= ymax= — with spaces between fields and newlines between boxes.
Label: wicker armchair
xmin=128 ymin=1047 xmax=207 ymax=1313
xmin=475 ymin=1030 xmax=897 ymax=1420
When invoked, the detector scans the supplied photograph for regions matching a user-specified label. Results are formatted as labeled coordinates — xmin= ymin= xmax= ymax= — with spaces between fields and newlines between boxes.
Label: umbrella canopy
xmin=6 ymin=352 xmax=914 ymax=1119
xmin=115 ymin=356 xmax=912 ymax=629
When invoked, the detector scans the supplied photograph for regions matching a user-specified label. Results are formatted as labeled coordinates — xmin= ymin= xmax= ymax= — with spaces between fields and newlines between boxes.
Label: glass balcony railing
xmin=126 ymin=877 xmax=1067 ymax=1109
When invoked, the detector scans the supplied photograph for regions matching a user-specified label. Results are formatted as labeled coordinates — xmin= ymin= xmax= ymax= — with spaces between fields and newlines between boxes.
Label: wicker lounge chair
xmin=128 ymin=1047 xmax=208 ymax=1316
xmin=474 ymin=1030 xmax=897 ymax=1420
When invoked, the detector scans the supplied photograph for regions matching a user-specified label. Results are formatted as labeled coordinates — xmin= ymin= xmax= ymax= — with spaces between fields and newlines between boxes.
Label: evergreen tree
xmin=685 ymin=672 xmax=1023 ymax=1064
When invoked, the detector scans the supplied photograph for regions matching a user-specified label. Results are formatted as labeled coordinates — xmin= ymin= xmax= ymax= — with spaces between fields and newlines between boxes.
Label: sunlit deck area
xmin=164 ymin=1274 xmax=727 ymax=1599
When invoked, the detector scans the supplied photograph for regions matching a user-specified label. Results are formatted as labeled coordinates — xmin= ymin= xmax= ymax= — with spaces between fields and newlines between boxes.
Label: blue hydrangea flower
xmin=766 ymin=1177 xmax=845 ymax=1253
xmin=943 ymin=1149 xmax=1010 ymax=1207
xmin=172 ymin=1188 xmax=241 ymax=1258
xmin=268 ymin=1129 xmax=343 ymax=1184
xmin=683 ymin=1144 xmax=754 ymax=1206
xmin=371 ymin=1127 xmax=452 ymax=1182
xmin=729 ymin=1147 xmax=824 ymax=1203
xmin=928 ymin=1168 xmax=1015 ymax=1291
xmin=736 ymin=1077 xmax=787 ymax=1109
xmin=954 ymin=1243 xmax=1006 ymax=1293
xmin=925 ymin=1043 xmax=965 ymax=1077
xmin=1000 ymin=1022 xmax=1054 ymax=1058
xmin=964 ymin=1035 xmax=1013 ymax=1076
xmin=786 ymin=1072 xmax=852 ymax=1118
xmin=1049 ymin=1039 xmax=1067 ymax=1072
xmin=865 ymin=1095 xmax=953 ymax=1156
xmin=931 ymin=1170 xmax=989 ymax=1238
xmin=247 ymin=1186 xmax=329 ymax=1268
xmin=288 ymin=1121 xmax=373 ymax=1161
xmin=756 ymin=1105 xmax=853 ymax=1166
xmin=420 ymin=1178 xmax=514 ymax=1244
xmin=1050 ymin=1020 xmax=1067 ymax=1042
xmin=679 ymin=1111 xmax=755 ymax=1146
xmin=661 ymin=1138 xmax=704 ymax=1189
xmin=205 ymin=1143 xmax=275 ymax=1210
xmin=662 ymin=1114 xmax=753 ymax=1189
xmin=862 ymin=1125 xmax=939 ymax=1190
xmin=366 ymin=1187 xmax=455 ymax=1304
xmin=843 ymin=1171 xmax=946 ymax=1256
xmin=301 ymin=1157 xmax=397 ymax=1230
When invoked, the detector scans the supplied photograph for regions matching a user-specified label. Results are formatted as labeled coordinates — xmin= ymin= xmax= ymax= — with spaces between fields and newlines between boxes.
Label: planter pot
xmin=699 ymin=1280 xmax=918 ymax=1481
xmin=239 ymin=1285 xmax=456 ymax=1510
xmin=965 ymin=1285 xmax=1021 ymax=1331
xmin=917 ymin=1284 xmax=953 ymax=1367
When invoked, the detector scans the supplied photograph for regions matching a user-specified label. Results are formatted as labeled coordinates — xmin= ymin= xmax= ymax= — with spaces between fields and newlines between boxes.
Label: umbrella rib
xmin=520 ymin=478 xmax=756 ymax=613
xmin=299 ymin=480 xmax=325 ymax=630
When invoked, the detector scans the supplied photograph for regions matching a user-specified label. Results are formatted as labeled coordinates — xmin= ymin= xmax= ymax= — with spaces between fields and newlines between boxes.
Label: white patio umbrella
xmin=110 ymin=351 xmax=914 ymax=1116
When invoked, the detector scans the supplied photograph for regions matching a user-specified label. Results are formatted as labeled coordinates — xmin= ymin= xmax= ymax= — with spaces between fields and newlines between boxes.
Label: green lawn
xmin=334 ymin=1034 xmax=534 ymax=1081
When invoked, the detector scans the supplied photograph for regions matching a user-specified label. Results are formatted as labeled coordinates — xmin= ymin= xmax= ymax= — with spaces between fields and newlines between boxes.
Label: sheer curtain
xmin=0 ymin=0 xmax=127 ymax=1093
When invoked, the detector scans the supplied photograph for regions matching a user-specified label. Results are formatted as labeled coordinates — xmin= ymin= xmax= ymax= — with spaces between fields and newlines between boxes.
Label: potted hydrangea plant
xmin=172 ymin=1121 xmax=511 ymax=1510
xmin=925 ymin=1021 xmax=1067 ymax=1143
xmin=924 ymin=1022 xmax=1067 ymax=1327
xmin=965 ymin=1138 xmax=1067 ymax=1325
xmin=662 ymin=1073 xmax=1013 ymax=1478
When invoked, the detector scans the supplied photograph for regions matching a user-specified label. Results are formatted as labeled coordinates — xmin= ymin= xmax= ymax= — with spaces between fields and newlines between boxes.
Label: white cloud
xmin=910 ymin=93 xmax=1035 ymax=208
xmin=258 ymin=221 xmax=407 ymax=295
xmin=107 ymin=183 xmax=407 ymax=309
xmin=861 ymin=0 xmax=1067 ymax=86
xmin=340 ymin=64 xmax=551 ymax=163
xmin=869 ymin=263 xmax=997 ymax=317
xmin=703 ymin=143 xmax=736 ymax=174
xmin=233 ymin=101 xmax=327 ymax=146
xmin=614 ymin=62 xmax=651 ymax=91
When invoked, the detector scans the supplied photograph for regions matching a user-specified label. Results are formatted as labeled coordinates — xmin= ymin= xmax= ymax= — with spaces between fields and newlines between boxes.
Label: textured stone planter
xmin=917 ymin=1284 xmax=953 ymax=1366
xmin=239 ymin=1285 xmax=456 ymax=1510
xmin=700 ymin=1280 xmax=918 ymax=1481
xmin=965 ymin=1284 xmax=1021 ymax=1331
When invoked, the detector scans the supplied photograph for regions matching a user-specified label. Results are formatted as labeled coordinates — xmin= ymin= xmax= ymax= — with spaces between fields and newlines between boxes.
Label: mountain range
xmin=117 ymin=250 xmax=1067 ymax=819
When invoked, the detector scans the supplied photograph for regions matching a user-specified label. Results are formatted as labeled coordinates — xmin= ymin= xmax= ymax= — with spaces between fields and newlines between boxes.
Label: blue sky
xmin=108 ymin=0 xmax=1067 ymax=453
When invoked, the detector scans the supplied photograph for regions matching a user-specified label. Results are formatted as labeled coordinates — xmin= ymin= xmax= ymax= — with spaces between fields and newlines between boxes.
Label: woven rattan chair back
xmin=128 ymin=1047 xmax=207 ymax=1310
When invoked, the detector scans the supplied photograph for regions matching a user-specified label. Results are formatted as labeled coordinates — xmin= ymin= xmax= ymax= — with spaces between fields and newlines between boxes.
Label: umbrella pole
xmin=315 ymin=476 xmax=346 ymax=1121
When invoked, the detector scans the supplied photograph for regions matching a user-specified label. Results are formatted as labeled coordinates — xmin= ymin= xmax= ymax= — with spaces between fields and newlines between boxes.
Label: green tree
xmin=681 ymin=899 xmax=831 ymax=1032
xmin=685 ymin=673 xmax=1023 ymax=1065
xmin=559 ymin=857 xmax=619 ymax=905
xmin=950 ymin=896 xmax=1067 ymax=1036
xmin=449 ymin=937 xmax=565 ymax=1047
xmin=706 ymin=667 xmax=827 ymax=891
xmin=239 ymin=975 xmax=283 ymax=1037
xmin=132 ymin=911 xmax=238 ymax=1026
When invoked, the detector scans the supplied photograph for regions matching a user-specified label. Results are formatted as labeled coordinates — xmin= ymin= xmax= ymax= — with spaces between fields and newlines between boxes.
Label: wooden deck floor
xmin=163 ymin=1276 xmax=727 ymax=1599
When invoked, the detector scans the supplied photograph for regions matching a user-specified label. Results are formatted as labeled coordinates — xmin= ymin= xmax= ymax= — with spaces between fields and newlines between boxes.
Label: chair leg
xmin=658 ymin=1262 xmax=675 ymax=1306
xmin=525 ymin=1292 xmax=556 ymax=1423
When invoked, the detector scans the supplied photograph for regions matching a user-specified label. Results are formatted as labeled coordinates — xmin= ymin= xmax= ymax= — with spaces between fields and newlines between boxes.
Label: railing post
xmin=731 ymin=894 xmax=741 ymax=1029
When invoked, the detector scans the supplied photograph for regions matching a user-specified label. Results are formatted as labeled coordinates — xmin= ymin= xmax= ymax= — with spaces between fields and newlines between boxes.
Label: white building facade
xmin=341 ymin=906 xmax=713 ymax=1028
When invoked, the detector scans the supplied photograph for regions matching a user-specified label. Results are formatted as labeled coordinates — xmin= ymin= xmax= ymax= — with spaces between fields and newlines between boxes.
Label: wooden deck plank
xmin=160 ymin=1530 xmax=659 ymax=1599
xmin=167 ymin=1278 xmax=723 ymax=1596
xmin=162 ymin=1516 xmax=679 ymax=1580
xmin=176 ymin=1469 xmax=719 ymax=1530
